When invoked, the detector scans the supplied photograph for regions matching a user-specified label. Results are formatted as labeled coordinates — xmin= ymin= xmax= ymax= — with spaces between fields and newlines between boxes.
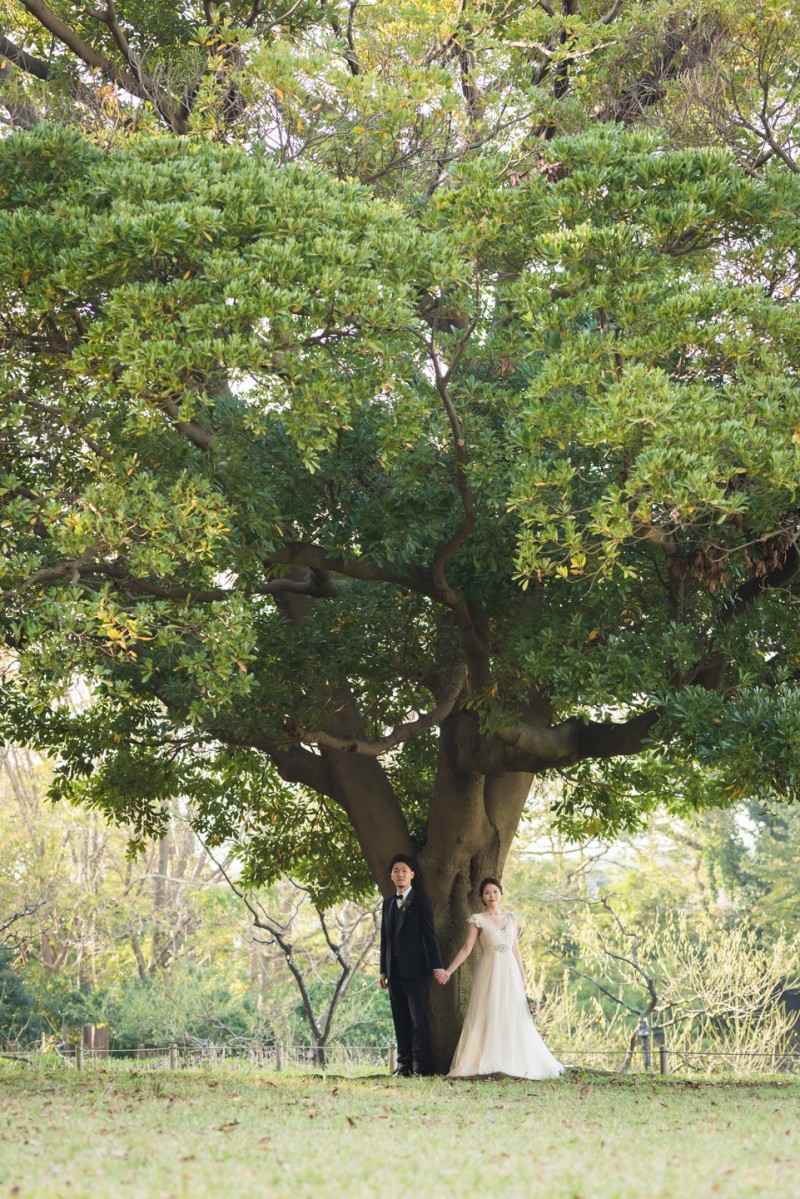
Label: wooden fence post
xmin=169 ymin=1043 xmax=178 ymax=1070
xmin=275 ymin=1042 xmax=284 ymax=1072
xmin=388 ymin=1044 xmax=396 ymax=1074
xmin=659 ymin=1045 xmax=670 ymax=1076
xmin=75 ymin=1044 xmax=84 ymax=1071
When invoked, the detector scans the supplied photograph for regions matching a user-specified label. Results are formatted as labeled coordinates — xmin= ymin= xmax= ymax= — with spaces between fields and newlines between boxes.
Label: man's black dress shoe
xmin=392 ymin=1066 xmax=413 ymax=1077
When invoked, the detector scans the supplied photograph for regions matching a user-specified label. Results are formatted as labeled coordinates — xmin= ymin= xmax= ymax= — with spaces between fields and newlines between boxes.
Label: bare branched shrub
xmin=530 ymin=899 xmax=800 ymax=1075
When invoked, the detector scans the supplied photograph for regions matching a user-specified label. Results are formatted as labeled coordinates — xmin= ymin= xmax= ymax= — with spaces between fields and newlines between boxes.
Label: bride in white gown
xmin=444 ymin=878 xmax=564 ymax=1080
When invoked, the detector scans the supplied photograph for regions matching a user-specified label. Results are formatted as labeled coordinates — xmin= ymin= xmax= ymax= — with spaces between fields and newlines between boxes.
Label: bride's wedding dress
xmin=447 ymin=912 xmax=564 ymax=1080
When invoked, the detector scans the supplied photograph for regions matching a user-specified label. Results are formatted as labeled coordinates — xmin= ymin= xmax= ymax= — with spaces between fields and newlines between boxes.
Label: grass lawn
xmin=1 ymin=1064 xmax=798 ymax=1198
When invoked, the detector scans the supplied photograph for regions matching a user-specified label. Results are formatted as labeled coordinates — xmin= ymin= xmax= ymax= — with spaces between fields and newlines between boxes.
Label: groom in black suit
xmin=379 ymin=853 xmax=447 ymax=1077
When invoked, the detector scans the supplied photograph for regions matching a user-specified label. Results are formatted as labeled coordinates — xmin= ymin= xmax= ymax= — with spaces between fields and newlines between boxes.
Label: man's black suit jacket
xmin=380 ymin=889 xmax=444 ymax=980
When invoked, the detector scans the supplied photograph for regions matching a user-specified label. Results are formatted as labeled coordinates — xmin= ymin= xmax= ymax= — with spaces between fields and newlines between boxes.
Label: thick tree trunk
xmin=415 ymin=730 xmax=535 ymax=1072
xmin=300 ymin=704 xmax=537 ymax=1071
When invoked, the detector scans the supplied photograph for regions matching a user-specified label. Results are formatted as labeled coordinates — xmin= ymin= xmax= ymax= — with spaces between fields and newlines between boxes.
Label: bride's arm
xmin=443 ymin=923 xmax=480 ymax=980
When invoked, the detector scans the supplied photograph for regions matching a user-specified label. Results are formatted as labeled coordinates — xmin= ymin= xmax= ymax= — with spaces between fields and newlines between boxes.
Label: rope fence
xmin=3 ymin=1041 xmax=799 ymax=1077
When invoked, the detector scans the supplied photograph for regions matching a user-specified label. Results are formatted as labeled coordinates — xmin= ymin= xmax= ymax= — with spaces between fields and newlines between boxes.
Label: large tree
xmin=3 ymin=1 xmax=800 ymax=1066
xmin=2 ymin=116 xmax=799 ymax=1065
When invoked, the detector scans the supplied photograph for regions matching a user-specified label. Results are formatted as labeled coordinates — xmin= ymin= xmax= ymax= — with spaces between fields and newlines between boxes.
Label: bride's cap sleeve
xmin=466 ymin=913 xmax=482 ymax=928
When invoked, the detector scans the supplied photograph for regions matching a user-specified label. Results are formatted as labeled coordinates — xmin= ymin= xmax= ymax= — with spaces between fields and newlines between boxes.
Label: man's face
xmin=390 ymin=862 xmax=415 ymax=893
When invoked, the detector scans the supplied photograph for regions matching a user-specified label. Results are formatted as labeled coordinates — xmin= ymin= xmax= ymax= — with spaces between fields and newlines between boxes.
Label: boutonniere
xmin=398 ymin=897 xmax=413 ymax=913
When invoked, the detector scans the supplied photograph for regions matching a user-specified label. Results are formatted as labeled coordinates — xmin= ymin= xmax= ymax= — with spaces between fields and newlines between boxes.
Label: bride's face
xmin=482 ymin=884 xmax=502 ymax=908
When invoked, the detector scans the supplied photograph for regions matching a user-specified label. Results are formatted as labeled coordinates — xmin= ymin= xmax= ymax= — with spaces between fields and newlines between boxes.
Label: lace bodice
xmin=468 ymin=911 xmax=516 ymax=952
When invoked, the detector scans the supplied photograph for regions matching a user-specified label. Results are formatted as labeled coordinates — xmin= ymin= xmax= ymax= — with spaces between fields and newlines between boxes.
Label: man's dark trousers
xmin=388 ymin=969 xmax=432 ymax=1075
xmin=380 ymin=890 xmax=443 ymax=1076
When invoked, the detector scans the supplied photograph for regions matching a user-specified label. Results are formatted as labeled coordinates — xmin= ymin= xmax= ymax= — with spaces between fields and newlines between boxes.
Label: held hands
xmin=381 ymin=970 xmax=448 ymax=985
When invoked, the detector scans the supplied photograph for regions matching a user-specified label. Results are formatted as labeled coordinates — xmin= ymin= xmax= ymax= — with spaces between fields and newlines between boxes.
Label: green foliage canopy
xmin=1 ymin=116 xmax=799 ymax=902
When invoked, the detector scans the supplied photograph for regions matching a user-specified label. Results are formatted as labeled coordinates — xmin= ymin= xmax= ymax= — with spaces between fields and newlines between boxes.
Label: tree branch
xmin=542 ymin=937 xmax=641 ymax=1014
xmin=421 ymin=329 xmax=493 ymax=688
xmin=87 ymin=1 xmax=148 ymax=98
xmin=690 ymin=536 xmax=799 ymax=689
xmin=598 ymin=0 xmax=626 ymax=26
xmin=290 ymin=662 xmax=467 ymax=756
xmin=266 ymin=542 xmax=437 ymax=599
xmin=725 ymin=540 xmax=800 ymax=619
xmin=12 ymin=393 xmax=113 ymax=461
xmin=327 ymin=0 xmax=361 ymax=76
xmin=157 ymin=398 xmax=214 ymax=450
xmin=0 ymin=34 xmax=51 ymax=80
xmin=316 ymin=903 xmax=379 ymax=1043
xmin=243 ymin=1 xmax=262 ymax=28
xmin=489 ymin=709 xmax=661 ymax=771
xmin=14 ymin=556 xmax=347 ymax=603
xmin=600 ymin=18 xmax=718 ymax=126
xmin=552 ymin=0 xmax=579 ymax=106
xmin=237 ymin=886 xmax=324 ymax=1043
xmin=0 ymin=899 xmax=46 ymax=948
xmin=19 ymin=0 xmax=191 ymax=133
xmin=207 ymin=726 xmax=334 ymax=799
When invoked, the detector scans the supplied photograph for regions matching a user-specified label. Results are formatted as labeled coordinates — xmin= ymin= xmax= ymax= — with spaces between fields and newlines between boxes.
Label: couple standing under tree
xmin=379 ymin=853 xmax=564 ymax=1080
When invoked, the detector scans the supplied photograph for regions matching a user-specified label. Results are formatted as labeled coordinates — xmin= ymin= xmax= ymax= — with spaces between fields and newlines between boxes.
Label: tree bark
xmin=419 ymin=768 xmax=530 ymax=1071
xmin=319 ymin=710 xmax=534 ymax=1071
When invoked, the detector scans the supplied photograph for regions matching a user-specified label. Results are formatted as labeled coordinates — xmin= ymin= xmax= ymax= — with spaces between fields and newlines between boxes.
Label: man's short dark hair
xmin=389 ymin=853 xmax=416 ymax=872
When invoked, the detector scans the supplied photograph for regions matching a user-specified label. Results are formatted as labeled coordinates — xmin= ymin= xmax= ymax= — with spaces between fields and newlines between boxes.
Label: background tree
xmin=216 ymin=868 xmax=380 ymax=1065
xmin=503 ymin=804 xmax=800 ymax=1073
xmin=0 ymin=746 xmax=390 ymax=1053
xmin=0 ymin=745 xmax=249 ymax=1045
xmin=536 ymin=897 xmax=800 ymax=1074
xmin=4 ymin=2 xmax=800 ymax=180
xmin=0 ymin=746 xmax=232 ymax=992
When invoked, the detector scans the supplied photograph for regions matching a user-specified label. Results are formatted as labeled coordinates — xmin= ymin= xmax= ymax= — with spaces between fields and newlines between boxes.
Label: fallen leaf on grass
xmin=219 ymin=1120 xmax=239 ymax=1132
xmin=346 ymin=1116 xmax=356 ymax=1128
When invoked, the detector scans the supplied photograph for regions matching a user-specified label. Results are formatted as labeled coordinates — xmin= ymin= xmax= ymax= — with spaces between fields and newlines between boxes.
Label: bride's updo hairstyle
xmin=479 ymin=877 xmax=503 ymax=905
